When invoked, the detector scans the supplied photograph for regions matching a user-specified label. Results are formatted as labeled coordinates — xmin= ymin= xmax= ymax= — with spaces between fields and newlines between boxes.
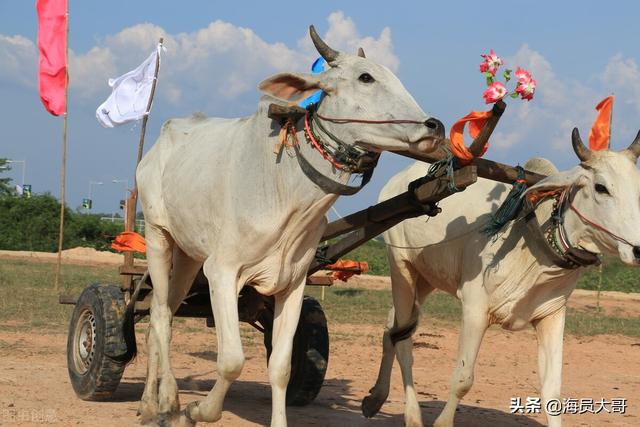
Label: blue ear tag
xmin=298 ymin=57 xmax=325 ymax=108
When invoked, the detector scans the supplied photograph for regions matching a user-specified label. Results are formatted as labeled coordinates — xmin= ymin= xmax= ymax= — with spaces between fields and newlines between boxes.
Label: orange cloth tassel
xmin=325 ymin=259 xmax=369 ymax=282
xmin=449 ymin=110 xmax=492 ymax=164
xmin=111 ymin=231 xmax=146 ymax=253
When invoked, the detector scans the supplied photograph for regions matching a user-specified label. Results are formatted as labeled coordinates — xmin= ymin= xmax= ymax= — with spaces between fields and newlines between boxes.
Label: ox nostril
xmin=633 ymin=246 xmax=640 ymax=260
xmin=424 ymin=118 xmax=445 ymax=138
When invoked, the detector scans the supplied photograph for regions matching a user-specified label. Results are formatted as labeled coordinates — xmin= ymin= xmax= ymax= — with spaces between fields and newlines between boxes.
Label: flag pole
xmin=608 ymin=93 xmax=614 ymax=150
xmin=122 ymin=37 xmax=163 ymax=290
xmin=136 ymin=37 xmax=163 ymax=169
xmin=53 ymin=1 xmax=69 ymax=291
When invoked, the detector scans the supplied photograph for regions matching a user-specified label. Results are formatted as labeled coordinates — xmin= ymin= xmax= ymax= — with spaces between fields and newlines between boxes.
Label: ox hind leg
xmin=363 ymin=259 xmax=433 ymax=427
xmin=434 ymin=284 xmax=488 ymax=427
xmin=139 ymin=231 xmax=203 ymax=425
xmin=138 ymin=225 xmax=175 ymax=422
xmin=185 ymin=259 xmax=244 ymax=423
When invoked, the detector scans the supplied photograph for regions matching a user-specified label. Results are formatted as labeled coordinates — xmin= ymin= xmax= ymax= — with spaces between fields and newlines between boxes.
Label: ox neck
xmin=525 ymin=188 xmax=601 ymax=269
xmin=306 ymin=104 xmax=380 ymax=174
xmin=293 ymin=116 xmax=355 ymax=194
xmin=286 ymin=109 xmax=377 ymax=196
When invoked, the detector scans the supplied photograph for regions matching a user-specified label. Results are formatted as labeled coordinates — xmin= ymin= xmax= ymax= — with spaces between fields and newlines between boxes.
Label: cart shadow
xmin=112 ymin=375 xmax=542 ymax=426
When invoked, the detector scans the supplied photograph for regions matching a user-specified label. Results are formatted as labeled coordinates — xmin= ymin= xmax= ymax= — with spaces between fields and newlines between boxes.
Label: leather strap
xmin=523 ymin=202 xmax=600 ymax=269
xmin=294 ymin=143 xmax=373 ymax=195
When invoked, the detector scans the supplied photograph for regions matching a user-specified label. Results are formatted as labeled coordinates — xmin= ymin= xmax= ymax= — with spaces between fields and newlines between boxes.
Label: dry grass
xmin=1 ymin=259 xmax=639 ymax=337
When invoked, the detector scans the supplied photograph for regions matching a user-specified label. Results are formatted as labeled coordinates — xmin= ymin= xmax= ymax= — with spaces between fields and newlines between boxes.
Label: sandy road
xmin=0 ymin=319 xmax=639 ymax=427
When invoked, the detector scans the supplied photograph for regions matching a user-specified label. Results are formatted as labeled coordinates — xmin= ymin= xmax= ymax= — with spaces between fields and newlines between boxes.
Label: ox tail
xmin=389 ymin=299 xmax=420 ymax=346
xmin=116 ymin=274 xmax=145 ymax=365
xmin=120 ymin=304 xmax=138 ymax=364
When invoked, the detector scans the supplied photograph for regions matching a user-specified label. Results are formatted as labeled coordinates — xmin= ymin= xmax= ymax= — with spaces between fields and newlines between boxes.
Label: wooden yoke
xmin=403 ymin=99 xmax=546 ymax=186
xmin=268 ymin=104 xmax=306 ymax=123
xmin=266 ymin=101 xmax=546 ymax=186
xmin=469 ymin=99 xmax=506 ymax=157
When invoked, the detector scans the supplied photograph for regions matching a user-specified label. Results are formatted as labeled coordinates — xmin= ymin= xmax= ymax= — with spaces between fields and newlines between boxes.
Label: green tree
xmin=0 ymin=158 xmax=13 ymax=196
xmin=0 ymin=194 xmax=124 ymax=252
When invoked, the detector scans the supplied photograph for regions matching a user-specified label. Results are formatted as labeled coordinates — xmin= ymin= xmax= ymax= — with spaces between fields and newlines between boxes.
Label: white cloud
xmin=0 ymin=12 xmax=399 ymax=114
xmin=601 ymin=54 xmax=640 ymax=114
xmin=298 ymin=11 xmax=399 ymax=72
xmin=0 ymin=34 xmax=38 ymax=88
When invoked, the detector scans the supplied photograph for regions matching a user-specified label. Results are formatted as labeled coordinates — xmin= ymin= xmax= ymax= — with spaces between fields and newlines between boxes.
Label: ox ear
xmin=523 ymin=166 xmax=589 ymax=199
xmin=258 ymin=72 xmax=326 ymax=103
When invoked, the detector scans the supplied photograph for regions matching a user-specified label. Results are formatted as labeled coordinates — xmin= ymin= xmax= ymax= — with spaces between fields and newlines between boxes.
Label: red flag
xmin=36 ymin=0 xmax=68 ymax=116
xmin=588 ymin=96 xmax=613 ymax=151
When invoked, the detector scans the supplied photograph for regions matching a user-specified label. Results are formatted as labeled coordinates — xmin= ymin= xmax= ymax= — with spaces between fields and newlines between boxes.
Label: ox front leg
xmin=533 ymin=307 xmax=566 ymax=427
xmin=269 ymin=280 xmax=306 ymax=427
xmin=185 ymin=261 xmax=244 ymax=423
xmin=434 ymin=302 xmax=488 ymax=427
xmin=361 ymin=307 xmax=396 ymax=418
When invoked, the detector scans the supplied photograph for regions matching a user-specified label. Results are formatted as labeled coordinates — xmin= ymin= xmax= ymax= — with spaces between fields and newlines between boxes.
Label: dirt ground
xmin=1 ymin=321 xmax=639 ymax=427
xmin=1 ymin=249 xmax=639 ymax=426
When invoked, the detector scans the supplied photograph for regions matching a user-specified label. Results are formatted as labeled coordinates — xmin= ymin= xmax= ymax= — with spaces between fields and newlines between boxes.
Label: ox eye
xmin=595 ymin=183 xmax=610 ymax=195
xmin=358 ymin=73 xmax=375 ymax=83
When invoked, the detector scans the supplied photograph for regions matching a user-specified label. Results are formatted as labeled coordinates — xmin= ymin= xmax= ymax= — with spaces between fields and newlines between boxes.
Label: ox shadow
xmin=419 ymin=400 xmax=544 ymax=427
xmin=112 ymin=374 xmax=543 ymax=426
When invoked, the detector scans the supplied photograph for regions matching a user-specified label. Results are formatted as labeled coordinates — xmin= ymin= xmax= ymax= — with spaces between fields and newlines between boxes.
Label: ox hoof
xmin=138 ymin=400 xmax=159 ymax=425
xmin=184 ymin=401 xmax=217 ymax=423
xmin=433 ymin=417 xmax=453 ymax=427
xmin=362 ymin=394 xmax=385 ymax=418
xmin=185 ymin=400 xmax=222 ymax=423
xmin=405 ymin=416 xmax=423 ymax=427
xmin=153 ymin=411 xmax=194 ymax=427
xmin=159 ymin=380 xmax=181 ymax=414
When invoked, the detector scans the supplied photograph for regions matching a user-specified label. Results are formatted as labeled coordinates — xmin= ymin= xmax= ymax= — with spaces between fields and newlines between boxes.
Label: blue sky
xmin=1 ymin=1 xmax=640 ymax=217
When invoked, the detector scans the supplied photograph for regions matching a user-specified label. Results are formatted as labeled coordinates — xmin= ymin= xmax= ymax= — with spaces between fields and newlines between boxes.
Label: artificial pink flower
xmin=514 ymin=67 xmax=533 ymax=83
xmin=515 ymin=77 xmax=536 ymax=101
xmin=483 ymin=81 xmax=507 ymax=104
xmin=479 ymin=49 xmax=503 ymax=76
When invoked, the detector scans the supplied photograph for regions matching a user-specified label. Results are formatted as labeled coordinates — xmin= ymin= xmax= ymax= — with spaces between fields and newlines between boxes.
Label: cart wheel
xmin=67 ymin=283 xmax=132 ymax=400
xmin=261 ymin=295 xmax=329 ymax=406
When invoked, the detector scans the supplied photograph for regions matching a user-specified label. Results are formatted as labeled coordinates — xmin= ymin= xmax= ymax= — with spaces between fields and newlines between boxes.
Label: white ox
xmin=362 ymin=130 xmax=640 ymax=427
xmin=135 ymin=26 xmax=444 ymax=426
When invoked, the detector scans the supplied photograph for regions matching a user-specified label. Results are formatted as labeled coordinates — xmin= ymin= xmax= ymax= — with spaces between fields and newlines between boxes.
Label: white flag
xmin=96 ymin=44 xmax=163 ymax=128
xmin=15 ymin=184 xmax=23 ymax=196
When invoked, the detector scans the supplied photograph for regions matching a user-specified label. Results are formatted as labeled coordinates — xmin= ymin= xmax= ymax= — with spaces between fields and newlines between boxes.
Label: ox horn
xmin=572 ymin=127 xmax=592 ymax=162
xmin=625 ymin=129 xmax=640 ymax=160
xmin=357 ymin=47 xmax=366 ymax=58
xmin=309 ymin=25 xmax=340 ymax=63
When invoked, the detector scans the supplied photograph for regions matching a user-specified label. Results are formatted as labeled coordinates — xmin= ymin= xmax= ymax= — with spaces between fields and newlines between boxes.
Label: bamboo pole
xmin=122 ymin=37 xmax=163 ymax=290
xmin=135 ymin=37 xmax=163 ymax=171
xmin=53 ymin=1 xmax=70 ymax=291
xmin=468 ymin=99 xmax=506 ymax=157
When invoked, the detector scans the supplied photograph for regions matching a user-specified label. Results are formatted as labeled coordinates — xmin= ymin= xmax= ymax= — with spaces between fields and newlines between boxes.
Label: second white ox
xmin=135 ymin=26 xmax=443 ymax=426
xmin=362 ymin=129 xmax=640 ymax=427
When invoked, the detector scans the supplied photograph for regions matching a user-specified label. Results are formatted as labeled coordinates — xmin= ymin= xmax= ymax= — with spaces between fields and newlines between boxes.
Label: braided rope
xmin=482 ymin=166 xmax=528 ymax=237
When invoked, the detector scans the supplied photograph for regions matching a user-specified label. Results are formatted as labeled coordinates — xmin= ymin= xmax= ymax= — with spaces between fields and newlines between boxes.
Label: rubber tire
xmin=67 ymin=283 xmax=128 ymax=401
xmin=261 ymin=295 xmax=329 ymax=406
